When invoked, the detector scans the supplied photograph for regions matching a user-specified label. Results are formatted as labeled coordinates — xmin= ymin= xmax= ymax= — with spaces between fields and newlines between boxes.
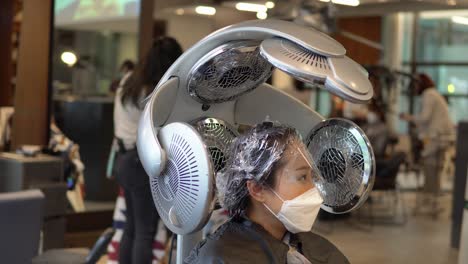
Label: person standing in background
xmin=119 ymin=60 xmax=134 ymax=82
xmin=110 ymin=60 xmax=135 ymax=94
xmin=113 ymin=37 xmax=182 ymax=264
xmin=400 ymin=73 xmax=455 ymax=200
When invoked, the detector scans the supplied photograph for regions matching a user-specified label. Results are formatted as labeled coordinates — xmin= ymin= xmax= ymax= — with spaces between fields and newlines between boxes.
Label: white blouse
xmin=113 ymin=72 xmax=143 ymax=150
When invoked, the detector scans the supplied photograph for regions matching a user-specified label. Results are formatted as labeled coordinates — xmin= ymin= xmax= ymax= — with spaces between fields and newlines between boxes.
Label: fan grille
xmin=192 ymin=118 xmax=238 ymax=172
xmin=307 ymin=124 xmax=365 ymax=209
xmin=151 ymin=133 xmax=199 ymax=226
xmin=188 ymin=41 xmax=273 ymax=104
xmin=260 ymin=37 xmax=333 ymax=83
xmin=318 ymin=148 xmax=346 ymax=184
xmin=278 ymin=39 xmax=331 ymax=70
xmin=157 ymin=159 xmax=179 ymax=201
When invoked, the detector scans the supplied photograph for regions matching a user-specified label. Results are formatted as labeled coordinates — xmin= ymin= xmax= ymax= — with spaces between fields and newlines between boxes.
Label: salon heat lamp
xmin=137 ymin=19 xmax=375 ymax=263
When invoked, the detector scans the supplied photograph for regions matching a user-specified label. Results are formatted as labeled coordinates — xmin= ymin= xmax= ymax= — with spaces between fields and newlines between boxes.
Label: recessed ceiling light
xmin=319 ymin=0 xmax=360 ymax=6
xmin=257 ymin=11 xmax=268 ymax=20
xmin=452 ymin=16 xmax=468 ymax=25
xmin=332 ymin=0 xmax=360 ymax=6
xmin=236 ymin=2 xmax=268 ymax=13
xmin=265 ymin=1 xmax=275 ymax=9
xmin=195 ymin=6 xmax=216 ymax=16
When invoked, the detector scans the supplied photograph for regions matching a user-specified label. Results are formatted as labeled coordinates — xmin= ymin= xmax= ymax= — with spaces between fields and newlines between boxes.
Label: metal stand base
xmin=176 ymin=232 xmax=202 ymax=264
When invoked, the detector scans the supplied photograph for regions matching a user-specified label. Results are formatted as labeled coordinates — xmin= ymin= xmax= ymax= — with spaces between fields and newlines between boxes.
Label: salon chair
xmin=0 ymin=190 xmax=44 ymax=263
xmin=369 ymin=130 xmax=407 ymax=225
xmin=0 ymin=189 xmax=114 ymax=264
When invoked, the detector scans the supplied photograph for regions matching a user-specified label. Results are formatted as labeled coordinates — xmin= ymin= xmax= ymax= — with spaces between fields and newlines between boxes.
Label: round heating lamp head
xmin=191 ymin=117 xmax=239 ymax=172
xmin=151 ymin=122 xmax=214 ymax=235
xmin=187 ymin=40 xmax=274 ymax=104
xmin=306 ymin=118 xmax=375 ymax=214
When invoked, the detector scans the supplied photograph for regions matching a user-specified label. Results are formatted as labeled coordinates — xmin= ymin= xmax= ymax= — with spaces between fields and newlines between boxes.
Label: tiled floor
xmin=99 ymin=191 xmax=459 ymax=264
xmin=314 ymin=190 xmax=459 ymax=264
xmin=83 ymin=200 xmax=116 ymax=212
xmin=91 ymin=169 xmax=462 ymax=264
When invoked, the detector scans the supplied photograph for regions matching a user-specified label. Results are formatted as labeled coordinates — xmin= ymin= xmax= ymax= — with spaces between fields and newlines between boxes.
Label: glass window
xmin=398 ymin=11 xmax=468 ymax=129
xmin=52 ymin=0 xmax=140 ymax=97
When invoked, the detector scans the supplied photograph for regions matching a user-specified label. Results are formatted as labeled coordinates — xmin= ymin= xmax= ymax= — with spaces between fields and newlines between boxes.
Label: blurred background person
xmin=400 ymin=73 xmax=455 ymax=205
xmin=110 ymin=60 xmax=135 ymax=94
xmin=329 ymin=95 xmax=344 ymax=118
xmin=71 ymin=55 xmax=97 ymax=96
xmin=113 ymin=37 xmax=182 ymax=264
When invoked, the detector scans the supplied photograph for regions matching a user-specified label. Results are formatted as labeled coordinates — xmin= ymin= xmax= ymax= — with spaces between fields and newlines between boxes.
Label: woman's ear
xmin=247 ymin=180 xmax=267 ymax=203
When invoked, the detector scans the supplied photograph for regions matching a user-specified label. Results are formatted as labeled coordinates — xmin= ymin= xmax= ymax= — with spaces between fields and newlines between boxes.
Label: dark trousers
xmin=115 ymin=149 xmax=159 ymax=264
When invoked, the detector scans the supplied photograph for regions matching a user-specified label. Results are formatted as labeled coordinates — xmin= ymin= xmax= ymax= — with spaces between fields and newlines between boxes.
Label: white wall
xmin=213 ymin=9 xmax=256 ymax=29
xmin=164 ymin=9 xmax=256 ymax=51
xmin=166 ymin=15 xmax=215 ymax=51
xmin=117 ymin=32 xmax=138 ymax=66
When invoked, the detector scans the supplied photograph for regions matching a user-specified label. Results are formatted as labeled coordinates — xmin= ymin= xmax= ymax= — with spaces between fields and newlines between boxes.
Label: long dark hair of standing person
xmin=115 ymin=36 xmax=182 ymax=264
xmin=120 ymin=37 xmax=183 ymax=108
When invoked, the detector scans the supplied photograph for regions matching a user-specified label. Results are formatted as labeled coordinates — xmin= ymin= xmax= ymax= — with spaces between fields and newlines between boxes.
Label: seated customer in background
xmin=186 ymin=122 xmax=349 ymax=264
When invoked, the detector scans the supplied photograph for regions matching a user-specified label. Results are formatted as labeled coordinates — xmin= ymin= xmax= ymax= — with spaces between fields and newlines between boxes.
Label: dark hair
xmin=120 ymin=59 xmax=135 ymax=71
xmin=416 ymin=73 xmax=435 ymax=95
xmin=121 ymin=37 xmax=183 ymax=108
xmin=218 ymin=122 xmax=300 ymax=218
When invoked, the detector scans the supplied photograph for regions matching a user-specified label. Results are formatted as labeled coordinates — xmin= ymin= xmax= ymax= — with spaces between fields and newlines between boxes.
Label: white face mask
xmin=264 ymin=187 xmax=323 ymax=233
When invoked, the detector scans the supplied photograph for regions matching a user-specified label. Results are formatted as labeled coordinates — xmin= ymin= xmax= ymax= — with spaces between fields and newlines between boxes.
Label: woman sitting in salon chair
xmin=186 ymin=122 xmax=349 ymax=264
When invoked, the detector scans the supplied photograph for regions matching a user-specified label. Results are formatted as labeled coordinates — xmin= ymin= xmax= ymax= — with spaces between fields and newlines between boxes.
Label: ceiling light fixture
xmin=236 ymin=2 xmax=268 ymax=13
xmin=319 ymin=0 xmax=360 ymax=6
xmin=175 ymin=8 xmax=185 ymax=15
xmin=452 ymin=16 xmax=468 ymax=25
xmin=195 ymin=6 xmax=216 ymax=16
xmin=257 ymin=11 xmax=268 ymax=19
xmin=422 ymin=10 xmax=468 ymax=19
xmin=265 ymin=1 xmax=275 ymax=9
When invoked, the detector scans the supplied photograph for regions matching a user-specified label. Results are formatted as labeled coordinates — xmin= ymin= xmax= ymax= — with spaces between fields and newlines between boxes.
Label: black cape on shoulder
xmin=184 ymin=218 xmax=349 ymax=264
